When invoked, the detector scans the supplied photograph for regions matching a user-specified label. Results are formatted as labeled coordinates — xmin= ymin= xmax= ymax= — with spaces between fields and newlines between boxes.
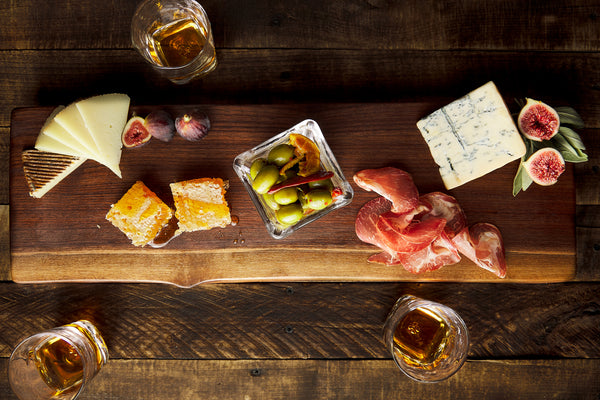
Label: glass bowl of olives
xmin=233 ymin=119 xmax=354 ymax=239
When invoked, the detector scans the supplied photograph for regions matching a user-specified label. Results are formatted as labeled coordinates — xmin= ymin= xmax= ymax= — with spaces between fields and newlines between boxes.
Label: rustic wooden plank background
xmin=0 ymin=0 xmax=599 ymax=399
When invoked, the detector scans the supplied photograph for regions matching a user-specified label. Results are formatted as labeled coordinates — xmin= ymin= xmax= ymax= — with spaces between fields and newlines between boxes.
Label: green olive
xmin=262 ymin=193 xmax=280 ymax=210
xmin=267 ymin=144 xmax=295 ymax=167
xmin=250 ymin=158 xmax=267 ymax=180
xmin=308 ymin=178 xmax=334 ymax=191
xmin=276 ymin=203 xmax=304 ymax=225
xmin=252 ymin=164 xmax=280 ymax=194
xmin=273 ymin=187 xmax=299 ymax=205
xmin=304 ymin=189 xmax=333 ymax=210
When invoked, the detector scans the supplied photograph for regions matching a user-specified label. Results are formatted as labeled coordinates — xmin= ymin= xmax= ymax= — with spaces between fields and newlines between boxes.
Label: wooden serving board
xmin=9 ymin=103 xmax=576 ymax=286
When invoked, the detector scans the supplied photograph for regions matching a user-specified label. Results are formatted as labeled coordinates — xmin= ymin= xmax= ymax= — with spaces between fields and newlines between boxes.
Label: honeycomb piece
xmin=170 ymin=178 xmax=231 ymax=233
xmin=106 ymin=181 xmax=173 ymax=247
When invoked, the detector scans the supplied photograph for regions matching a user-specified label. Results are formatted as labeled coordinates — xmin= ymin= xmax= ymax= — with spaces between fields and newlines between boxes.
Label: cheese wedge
xmin=22 ymin=149 xmax=86 ymax=198
xmin=76 ymin=93 xmax=130 ymax=178
xmin=35 ymin=133 xmax=90 ymax=159
xmin=53 ymin=102 xmax=103 ymax=160
xmin=35 ymin=106 xmax=90 ymax=159
xmin=42 ymin=118 xmax=100 ymax=159
xmin=416 ymin=81 xmax=526 ymax=190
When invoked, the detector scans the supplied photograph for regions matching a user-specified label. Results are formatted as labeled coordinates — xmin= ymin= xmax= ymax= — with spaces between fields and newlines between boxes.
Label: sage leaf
xmin=556 ymin=106 xmax=585 ymax=129
xmin=513 ymin=162 xmax=533 ymax=196
xmin=558 ymin=126 xmax=586 ymax=150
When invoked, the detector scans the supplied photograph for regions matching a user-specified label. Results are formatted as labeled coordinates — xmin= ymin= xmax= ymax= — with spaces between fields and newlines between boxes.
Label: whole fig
xmin=175 ymin=110 xmax=210 ymax=141
xmin=523 ymin=147 xmax=565 ymax=186
xmin=122 ymin=116 xmax=151 ymax=148
xmin=517 ymin=98 xmax=560 ymax=141
xmin=145 ymin=110 xmax=175 ymax=142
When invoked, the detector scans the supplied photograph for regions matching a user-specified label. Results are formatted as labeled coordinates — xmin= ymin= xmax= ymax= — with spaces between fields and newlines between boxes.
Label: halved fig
xmin=122 ymin=116 xmax=151 ymax=148
xmin=523 ymin=147 xmax=565 ymax=186
xmin=517 ymin=98 xmax=560 ymax=141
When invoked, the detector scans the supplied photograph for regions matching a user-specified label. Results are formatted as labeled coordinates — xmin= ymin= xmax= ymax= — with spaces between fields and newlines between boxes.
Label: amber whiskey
xmin=33 ymin=337 xmax=85 ymax=393
xmin=392 ymin=307 xmax=449 ymax=365
xmin=149 ymin=18 xmax=210 ymax=67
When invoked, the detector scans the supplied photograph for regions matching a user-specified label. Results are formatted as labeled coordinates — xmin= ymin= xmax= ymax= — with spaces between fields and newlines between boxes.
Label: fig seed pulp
xmin=523 ymin=147 xmax=565 ymax=186
xmin=517 ymin=98 xmax=560 ymax=141
xmin=122 ymin=116 xmax=152 ymax=148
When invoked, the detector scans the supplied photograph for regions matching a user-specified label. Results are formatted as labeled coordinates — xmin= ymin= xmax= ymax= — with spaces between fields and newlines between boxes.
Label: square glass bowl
xmin=233 ymin=119 xmax=354 ymax=239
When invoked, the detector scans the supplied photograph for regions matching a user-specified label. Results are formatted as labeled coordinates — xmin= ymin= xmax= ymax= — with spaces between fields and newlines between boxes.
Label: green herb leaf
xmin=555 ymin=106 xmax=585 ymax=129
xmin=558 ymin=126 xmax=586 ymax=151
xmin=552 ymin=134 xmax=588 ymax=163
xmin=512 ymin=161 xmax=533 ymax=196
xmin=512 ymin=102 xmax=587 ymax=195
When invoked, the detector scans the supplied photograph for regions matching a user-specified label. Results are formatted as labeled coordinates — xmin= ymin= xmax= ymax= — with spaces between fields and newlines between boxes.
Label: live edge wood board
xmin=9 ymin=103 xmax=576 ymax=286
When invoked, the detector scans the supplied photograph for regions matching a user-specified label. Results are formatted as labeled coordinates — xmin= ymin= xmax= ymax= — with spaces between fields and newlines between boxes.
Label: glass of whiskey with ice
xmin=383 ymin=295 xmax=469 ymax=382
xmin=8 ymin=320 xmax=109 ymax=400
xmin=131 ymin=0 xmax=217 ymax=84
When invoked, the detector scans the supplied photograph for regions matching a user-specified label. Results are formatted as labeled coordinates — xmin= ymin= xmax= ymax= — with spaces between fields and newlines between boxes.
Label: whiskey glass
xmin=8 ymin=320 xmax=109 ymax=400
xmin=131 ymin=0 xmax=217 ymax=84
xmin=382 ymin=295 xmax=469 ymax=382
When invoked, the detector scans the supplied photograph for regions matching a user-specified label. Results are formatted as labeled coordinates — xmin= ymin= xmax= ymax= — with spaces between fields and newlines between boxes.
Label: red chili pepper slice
xmin=267 ymin=170 xmax=334 ymax=194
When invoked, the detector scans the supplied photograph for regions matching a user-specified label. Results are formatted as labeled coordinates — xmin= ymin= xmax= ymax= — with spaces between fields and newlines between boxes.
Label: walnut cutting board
xmin=9 ymin=103 xmax=576 ymax=286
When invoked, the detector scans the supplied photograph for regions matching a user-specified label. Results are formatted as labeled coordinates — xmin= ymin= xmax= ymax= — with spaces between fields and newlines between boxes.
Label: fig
xmin=517 ymin=98 xmax=560 ymax=141
xmin=523 ymin=147 xmax=565 ymax=186
xmin=175 ymin=110 xmax=210 ymax=141
xmin=145 ymin=110 xmax=175 ymax=142
xmin=122 ymin=116 xmax=151 ymax=148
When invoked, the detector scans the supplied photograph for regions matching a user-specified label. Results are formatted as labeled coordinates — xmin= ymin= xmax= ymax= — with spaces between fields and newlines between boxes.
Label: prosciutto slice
xmin=418 ymin=192 xmax=467 ymax=238
xmin=353 ymin=167 xmax=419 ymax=214
xmin=376 ymin=213 xmax=446 ymax=253
xmin=452 ymin=223 xmax=507 ymax=278
xmin=355 ymin=197 xmax=392 ymax=246
xmin=368 ymin=232 xmax=461 ymax=274
xmin=353 ymin=167 xmax=507 ymax=278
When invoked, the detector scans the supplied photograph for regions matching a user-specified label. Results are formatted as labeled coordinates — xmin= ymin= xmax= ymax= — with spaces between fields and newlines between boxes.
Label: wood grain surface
xmin=0 ymin=359 xmax=598 ymax=400
xmin=1 ymin=0 xmax=600 ymax=399
xmin=1 ymin=282 xmax=598 ymax=359
xmin=10 ymin=103 xmax=576 ymax=285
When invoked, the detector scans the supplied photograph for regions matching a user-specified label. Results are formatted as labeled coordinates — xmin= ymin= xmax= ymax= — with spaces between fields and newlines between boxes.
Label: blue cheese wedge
xmin=416 ymin=81 xmax=526 ymax=190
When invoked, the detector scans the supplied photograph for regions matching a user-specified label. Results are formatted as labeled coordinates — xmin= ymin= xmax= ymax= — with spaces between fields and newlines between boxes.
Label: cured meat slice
xmin=417 ymin=192 xmax=467 ymax=238
xmin=355 ymin=196 xmax=392 ymax=245
xmin=353 ymin=167 xmax=419 ymax=213
xmin=376 ymin=213 xmax=446 ymax=253
xmin=394 ymin=232 xmax=461 ymax=273
xmin=368 ymin=232 xmax=461 ymax=273
xmin=367 ymin=251 xmax=402 ymax=265
xmin=355 ymin=196 xmax=445 ymax=255
xmin=353 ymin=167 xmax=507 ymax=278
xmin=452 ymin=223 xmax=506 ymax=278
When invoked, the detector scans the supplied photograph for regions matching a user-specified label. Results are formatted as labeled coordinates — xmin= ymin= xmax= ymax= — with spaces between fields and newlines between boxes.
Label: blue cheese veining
xmin=416 ymin=81 xmax=526 ymax=190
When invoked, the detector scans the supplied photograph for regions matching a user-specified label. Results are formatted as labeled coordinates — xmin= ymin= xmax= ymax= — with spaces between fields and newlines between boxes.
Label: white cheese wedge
xmin=35 ymin=106 xmax=90 ymax=159
xmin=416 ymin=81 xmax=526 ymax=190
xmin=35 ymin=132 xmax=90 ymax=159
xmin=22 ymin=149 xmax=86 ymax=198
xmin=42 ymin=118 xmax=100 ymax=159
xmin=76 ymin=93 xmax=130 ymax=179
xmin=53 ymin=102 xmax=103 ymax=161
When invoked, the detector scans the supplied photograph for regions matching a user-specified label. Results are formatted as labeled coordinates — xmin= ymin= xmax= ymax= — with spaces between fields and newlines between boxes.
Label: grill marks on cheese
xmin=35 ymin=93 xmax=131 ymax=178
xmin=416 ymin=81 xmax=526 ymax=190
xmin=22 ymin=149 xmax=86 ymax=198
